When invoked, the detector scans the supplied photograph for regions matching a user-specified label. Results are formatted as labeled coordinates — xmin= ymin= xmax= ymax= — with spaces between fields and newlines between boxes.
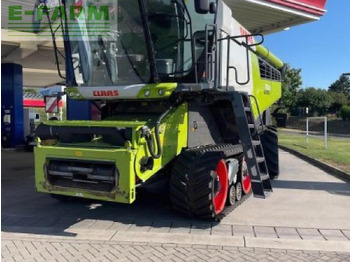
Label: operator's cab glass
xmin=146 ymin=0 xmax=192 ymax=78
xmin=66 ymin=0 xmax=151 ymax=86
xmin=63 ymin=0 xmax=216 ymax=86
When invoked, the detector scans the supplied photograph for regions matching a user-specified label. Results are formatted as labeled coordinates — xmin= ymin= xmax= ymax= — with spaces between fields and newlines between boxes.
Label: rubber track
xmin=217 ymin=191 xmax=252 ymax=221
xmin=260 ymin=126 xmax=279 ymax=179
xmin=170 ymin=144 xmax=250 ymax=220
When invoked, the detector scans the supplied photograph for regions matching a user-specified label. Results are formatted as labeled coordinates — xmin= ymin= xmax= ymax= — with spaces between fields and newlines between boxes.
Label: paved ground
xmin=2 ymin=238 xmax=350 ymax=262
xmin=2 ymin=150 xmax=350 ymax=261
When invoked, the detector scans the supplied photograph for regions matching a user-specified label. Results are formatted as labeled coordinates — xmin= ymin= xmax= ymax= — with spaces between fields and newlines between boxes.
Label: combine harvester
xmin=34 ymin=0 xmax=326 ymax=219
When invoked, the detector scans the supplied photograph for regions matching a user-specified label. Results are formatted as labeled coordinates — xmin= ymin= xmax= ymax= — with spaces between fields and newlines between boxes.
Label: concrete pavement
xmin=2 ymin=150 xmax=350 ymax=261
xmin=222 ymin=151 xmax=350 ymax=229
xmin=2 ymin=237 xmax=350 ymax=262
xmin=2 ymin=239 xmax=349 ymax=262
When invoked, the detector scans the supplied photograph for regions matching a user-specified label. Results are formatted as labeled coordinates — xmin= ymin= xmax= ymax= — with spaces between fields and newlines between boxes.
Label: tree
xmin=340 ymin=106 xmax=350 ymax=121
xmin=280 ymin=64 xmax=302 ymax=109
xmin=328 ymin=75 xmax=350 ymax=98
xmin=296 ymin=87 xmax=333 ymax=116
xmin=23 ymin=88 xmax=39 ymax=95
xmin=328 ymin=91 xmax=349 ymax=113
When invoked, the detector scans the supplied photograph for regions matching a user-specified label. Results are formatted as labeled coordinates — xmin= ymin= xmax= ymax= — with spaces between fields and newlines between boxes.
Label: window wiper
xmin=138 ymin=0 xmax=159 ymax=83
xmin=97 ymin=35 xmax=117 ymax=84
xmin=45 ymin=6 xmax=66 ymax=80
xmin=119 ymin=39 xmax=144 ymax=82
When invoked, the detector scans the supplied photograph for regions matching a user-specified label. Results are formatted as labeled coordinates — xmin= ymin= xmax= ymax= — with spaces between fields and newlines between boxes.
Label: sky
xmin=263 ymin=0 xmax=350 ymax=89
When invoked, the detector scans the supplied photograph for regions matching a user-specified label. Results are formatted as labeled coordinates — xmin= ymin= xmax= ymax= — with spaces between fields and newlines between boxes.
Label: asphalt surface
xmin=2 ymin=149 xmax=350 ymax=261
xmin=279 ymin=128 xmax=350 ymax=140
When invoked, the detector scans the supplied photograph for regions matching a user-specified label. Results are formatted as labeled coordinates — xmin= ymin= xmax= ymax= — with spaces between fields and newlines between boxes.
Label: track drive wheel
xmin=170 ymin=144 xmax=243 ymax=218
xmin=240 ymin=158 xmax=252 ymax=194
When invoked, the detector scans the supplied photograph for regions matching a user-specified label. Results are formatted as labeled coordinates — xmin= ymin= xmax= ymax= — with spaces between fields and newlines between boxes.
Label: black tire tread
xmin=260 ymin=126 xmax=279 ymax=179
xmin=170 ymin=144 xmax=243 ymax=218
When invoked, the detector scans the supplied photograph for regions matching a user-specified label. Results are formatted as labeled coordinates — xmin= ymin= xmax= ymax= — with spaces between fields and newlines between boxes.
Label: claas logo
xmin=93 ymin=90 xmax=119 ymax=97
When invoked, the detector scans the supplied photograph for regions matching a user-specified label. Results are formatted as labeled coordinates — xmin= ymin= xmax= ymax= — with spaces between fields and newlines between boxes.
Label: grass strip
xmin=278 ymin=132 xmax=350 ymax=174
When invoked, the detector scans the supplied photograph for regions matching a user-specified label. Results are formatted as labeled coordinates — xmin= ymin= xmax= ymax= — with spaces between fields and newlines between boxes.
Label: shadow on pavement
xmin=272 ymin=180 xmax=350 ymax=196
xmin=2 ymin=150 xmax=213 ymax=237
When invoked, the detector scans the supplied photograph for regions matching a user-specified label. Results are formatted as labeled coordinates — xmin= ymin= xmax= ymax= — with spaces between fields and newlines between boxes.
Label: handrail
xmin=249 ymin=94 xmax=265 ymax=133
xmin=217 ymin=33 xmax=264 ymax=87
xmin=199 ymin=25 xmax=270 ymax=89
xmin=204 ymin=24 xmax=218 ymax=86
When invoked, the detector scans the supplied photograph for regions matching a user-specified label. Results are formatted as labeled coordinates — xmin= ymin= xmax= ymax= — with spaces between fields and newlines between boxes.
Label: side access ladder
xmin=232 ymin=92 xmax=272 ymax=198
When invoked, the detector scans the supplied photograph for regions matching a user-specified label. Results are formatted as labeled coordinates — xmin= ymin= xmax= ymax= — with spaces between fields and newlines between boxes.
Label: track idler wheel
xmin=226 ymin=184 xmax=236 ymax=206
xmin=235 ymin=182 xmax=242 ymax=201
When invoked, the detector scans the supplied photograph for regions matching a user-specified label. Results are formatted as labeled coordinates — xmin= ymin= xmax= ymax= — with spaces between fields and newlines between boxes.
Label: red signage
xmin=265 ymin=0 xmax=326 ymax=16
xmin=240 ymin=27 xmax=254 ymax=45
xmin=45 ymin=96 xmax=59 ymax=113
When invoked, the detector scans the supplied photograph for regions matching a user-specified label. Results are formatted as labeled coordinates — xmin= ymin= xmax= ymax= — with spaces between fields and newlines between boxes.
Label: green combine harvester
xmin=34 ymin=0 xmax=283 ymax=219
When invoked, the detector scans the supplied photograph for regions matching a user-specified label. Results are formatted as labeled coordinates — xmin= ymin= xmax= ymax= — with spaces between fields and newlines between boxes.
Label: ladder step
xmin=260 ymin=173 xmax=269 ymax=180
xmin=264 ymin=190 xmax=272 ymax=197
xmin=252 ymin=140 xmax=261 ymax=146
xmin=256 ymin=157 xmax=265 ymax=163
xmin=231 ymin=92 xmax=272 ymax=199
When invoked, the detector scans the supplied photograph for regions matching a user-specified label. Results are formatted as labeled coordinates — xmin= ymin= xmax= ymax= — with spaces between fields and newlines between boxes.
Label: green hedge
xmin=340 ymin=106 xmax=350 ymax=121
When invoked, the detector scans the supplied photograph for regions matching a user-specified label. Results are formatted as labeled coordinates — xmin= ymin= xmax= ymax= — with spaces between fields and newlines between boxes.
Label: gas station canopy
xmin=228 ymin=0 xmax=326 ymax=34
xmin=1 ymin=0 xmax=327 ymax=87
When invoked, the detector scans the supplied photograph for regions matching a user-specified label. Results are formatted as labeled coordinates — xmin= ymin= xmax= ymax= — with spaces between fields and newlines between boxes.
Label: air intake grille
xmin=46 ymin=159 xmax=117 ymax=192
xmin=259 ymin=58 xmax=282 ymax=81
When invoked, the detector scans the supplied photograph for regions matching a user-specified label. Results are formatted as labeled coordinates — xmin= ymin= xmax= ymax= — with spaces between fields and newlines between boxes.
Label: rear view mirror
xmin=195 ymin=0 xmax=210 ymax=14
xmin=210 ymin=2 xmax=217 ymax=14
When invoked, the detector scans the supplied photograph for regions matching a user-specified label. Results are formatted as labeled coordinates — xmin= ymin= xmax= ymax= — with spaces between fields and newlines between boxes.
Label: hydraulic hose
xmin=145 ymin=129 xmax=161 ymax=159
xmin=144 ymin=104 xmax=176 ymax=159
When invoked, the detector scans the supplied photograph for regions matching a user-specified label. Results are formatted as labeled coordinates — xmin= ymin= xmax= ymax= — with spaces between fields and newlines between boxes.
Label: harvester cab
xmin=34 ymin=0 xmax=283 ymax=219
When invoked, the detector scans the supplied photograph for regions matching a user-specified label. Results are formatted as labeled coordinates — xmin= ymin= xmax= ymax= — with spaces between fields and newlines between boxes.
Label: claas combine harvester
xmin=34 ymin=0 xmax=283 ymax=219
